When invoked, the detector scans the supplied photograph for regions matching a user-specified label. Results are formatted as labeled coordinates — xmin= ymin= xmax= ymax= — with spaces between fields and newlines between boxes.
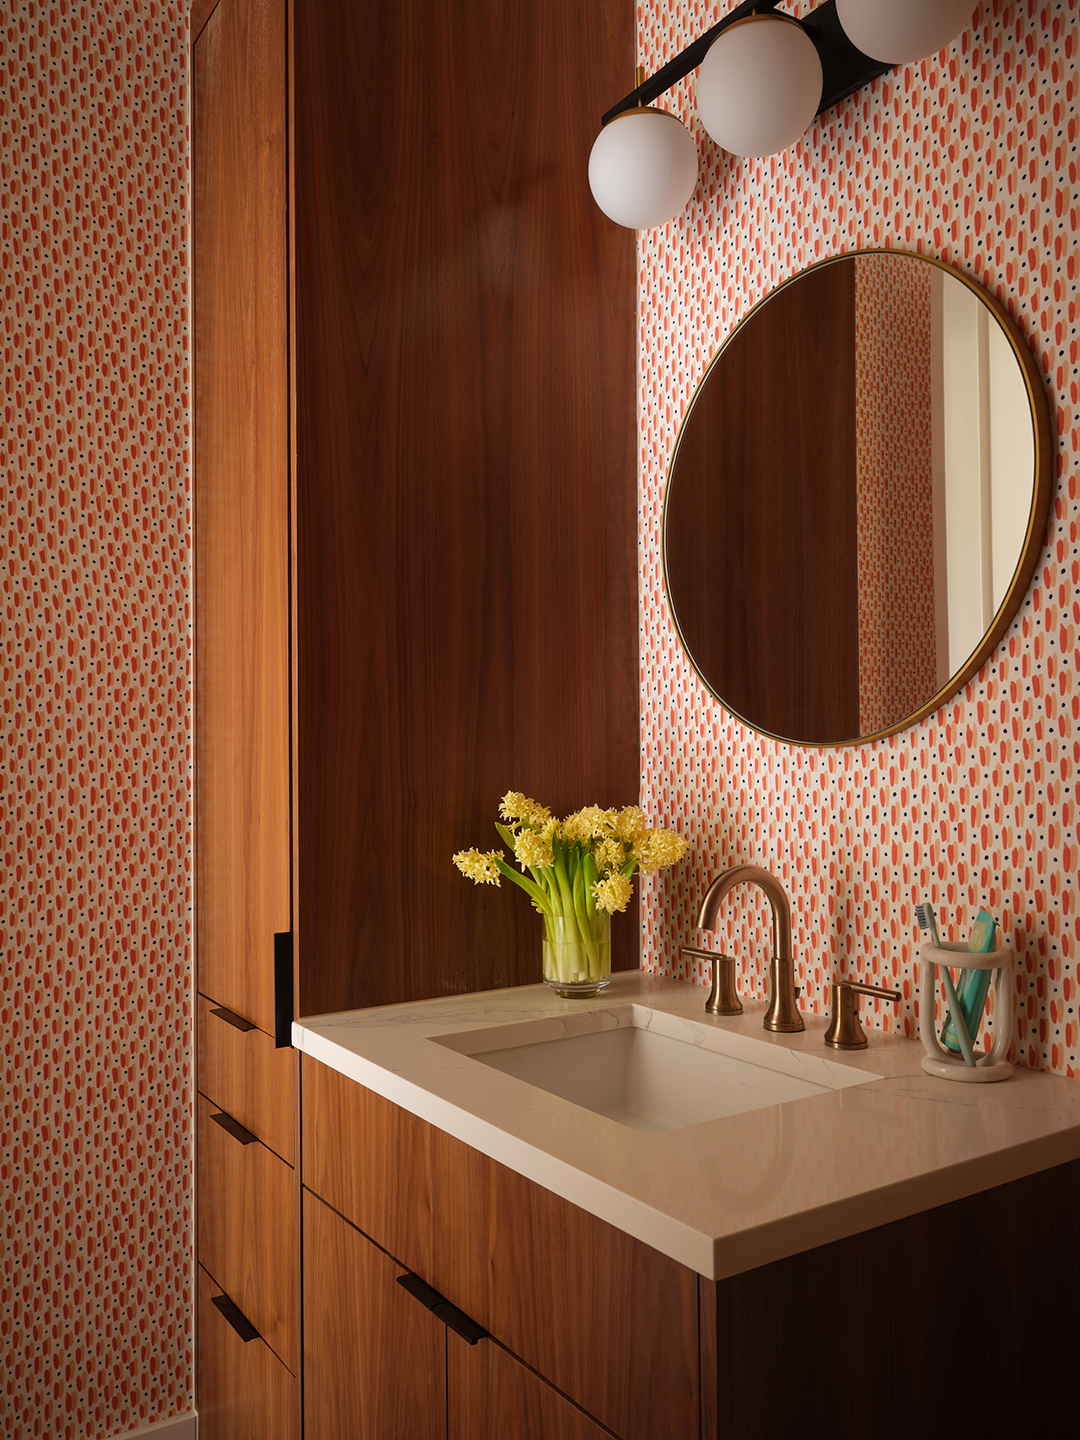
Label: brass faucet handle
xmin=682 ymin=945 xmax=743 ymax=1016
xmin=824 ymin=978 xmax=900 ymax=1050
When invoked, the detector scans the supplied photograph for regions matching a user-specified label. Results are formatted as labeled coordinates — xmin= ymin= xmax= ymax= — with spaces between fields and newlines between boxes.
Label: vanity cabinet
xmin=446 ymin=1329 xmax=611 ymax=1440
xmin=301 ymin=1055 xmax=699 ymax=1440
xmin=305 ymin=1187 xmax=611 ymax=1440
xmin=304 ymin=1191 xmax=447 ymax=1438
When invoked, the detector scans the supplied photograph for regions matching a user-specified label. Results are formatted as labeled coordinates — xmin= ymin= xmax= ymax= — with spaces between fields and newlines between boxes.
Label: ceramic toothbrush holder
xmin=918 ymin=942 xmax=1015 ymax=1083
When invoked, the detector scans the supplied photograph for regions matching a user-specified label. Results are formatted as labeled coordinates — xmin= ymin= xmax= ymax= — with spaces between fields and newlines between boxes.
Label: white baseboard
xmin=109 ymin=1413 xmax=197 ymax=1440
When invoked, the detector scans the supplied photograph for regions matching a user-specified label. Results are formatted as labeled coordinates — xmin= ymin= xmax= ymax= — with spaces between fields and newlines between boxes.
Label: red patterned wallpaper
xmin=639 ymin=1 xmax=1079 ymax=1075
xmin=854 ymin=253 xmax=937 ymax=735
xmin=1 ymin=1 xmax=192 ymax=1436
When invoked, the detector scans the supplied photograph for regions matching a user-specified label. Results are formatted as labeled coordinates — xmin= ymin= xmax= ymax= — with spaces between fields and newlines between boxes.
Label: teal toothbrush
xmin=942 ymin=908 xmax=998 ymax=1056
xmin=914 ymin=902 xmax=977 ymax=1067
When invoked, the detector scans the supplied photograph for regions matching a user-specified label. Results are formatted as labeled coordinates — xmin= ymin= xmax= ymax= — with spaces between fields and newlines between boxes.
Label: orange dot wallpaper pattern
xmin=637 ymin=1 xmax=1080 ymax=1075
xmin=1 ymin=1 xmax=192 ymax=1436
xmin=0 ymin=0 xmax=1078 ymax=1435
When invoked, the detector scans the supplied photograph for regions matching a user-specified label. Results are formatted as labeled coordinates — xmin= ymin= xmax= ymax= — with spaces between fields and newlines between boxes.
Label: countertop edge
xmin=292 ymin=976 xmax=1080 ymax=1282
xmin=293 ymin=1019 xmax=714 ymax=1275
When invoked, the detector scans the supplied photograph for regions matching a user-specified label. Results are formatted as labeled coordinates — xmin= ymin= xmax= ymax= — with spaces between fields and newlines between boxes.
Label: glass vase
xmin=542 ymin=912 xmax=611 ymax=998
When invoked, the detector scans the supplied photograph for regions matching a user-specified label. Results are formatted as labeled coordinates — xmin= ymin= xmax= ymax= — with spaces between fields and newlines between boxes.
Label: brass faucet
xmin=696 ymin=864 xmax=804 ymax=1033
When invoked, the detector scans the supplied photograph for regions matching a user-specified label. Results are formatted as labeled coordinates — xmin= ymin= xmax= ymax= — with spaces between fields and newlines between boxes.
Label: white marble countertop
xmin=293 ymin=970 xmax=1080 ymax=1281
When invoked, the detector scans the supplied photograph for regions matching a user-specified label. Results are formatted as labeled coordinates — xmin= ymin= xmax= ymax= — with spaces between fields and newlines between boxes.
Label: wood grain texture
xmin=291 ymin=0 xmax=638 ymax=1014
xmin=194 ymin=0 xmax=290 ymax=1036
xmin=302 ymin=1057 xmax=699 ymax=1440
xmin=303 ymin=1190 xmax=447 ymax=1440
xmin=197 ymin=1093 xmax=298 ymax=1373
xmin=197 ymin=993 xmax=297 ymax=1165
xmin=197 ymin=1265 xmax=298 ymax=1440
xmin=703 ymin=1156 xmax=1080 ymax=1437
xmin=448 ymin=1330 xmax=614 ymax=1440
xmin=665 ymin=260 xmax=860 ymax=744
xmin=190 ymin=0 xmax=221 ymax=44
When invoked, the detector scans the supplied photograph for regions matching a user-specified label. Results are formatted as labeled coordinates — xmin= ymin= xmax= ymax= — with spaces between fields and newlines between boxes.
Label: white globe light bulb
xmin=835 ymin=0 xmax=978 ymax=64
xmin=696 ymin=14 xmax=823 ymax=160
xmin=588 ymin=108 xmax=699 ymax=230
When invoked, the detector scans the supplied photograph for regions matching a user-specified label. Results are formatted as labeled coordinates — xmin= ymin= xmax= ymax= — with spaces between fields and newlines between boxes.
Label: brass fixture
xmin=696 ymin=865 xmax=804 ymax=1033
xmin=682 ymin=945 xmax=742 ymax=1016
xmin=824 ymin=978 xmax=900 ymax=1049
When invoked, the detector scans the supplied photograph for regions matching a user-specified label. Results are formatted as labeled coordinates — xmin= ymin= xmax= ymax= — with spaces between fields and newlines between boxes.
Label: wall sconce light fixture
xmin=588 ymin=0 xmax=978 ymax=229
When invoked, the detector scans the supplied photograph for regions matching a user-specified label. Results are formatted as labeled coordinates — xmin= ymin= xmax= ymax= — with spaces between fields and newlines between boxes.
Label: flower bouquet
xmin=454 ymin=792 xmax=688 ymax=996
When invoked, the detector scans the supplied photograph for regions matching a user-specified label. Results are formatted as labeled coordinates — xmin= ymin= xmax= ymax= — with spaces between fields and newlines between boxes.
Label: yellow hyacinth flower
xmin=592 ymin=872 xmax=633 ymax=914
xmin=593 ymin=837 xmax=626 ymax=876
xmin=499 ymin=791 xmax=553 ymax=830
xmin=515 ymin=829 xmax=554 ymax=870
xmin=638 ymin=828 xmax=689 ymax=872
xmin=561 ymin=805 xmax=615 ymax=845
xmin=453 ymin=849 xmax=503 ymax=885
xmin=613 ymin=805 xmax=648 ymax=845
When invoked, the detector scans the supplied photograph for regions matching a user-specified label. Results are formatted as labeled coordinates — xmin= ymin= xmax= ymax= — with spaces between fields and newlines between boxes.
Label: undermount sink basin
xmin=433 ymin=1004 xmax=877 ymax=1134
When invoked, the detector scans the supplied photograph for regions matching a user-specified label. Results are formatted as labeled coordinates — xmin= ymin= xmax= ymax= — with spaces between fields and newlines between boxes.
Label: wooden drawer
xmin=197 ymin=1265 xmax=298 ymax=1440
xmin=304 ymin=1190 xmax=447 ymax=1439
xmin=198 ymin=992 xmax=296 ymax=1163
xmin=197 ymin=1092 xmax=297 ymax=1371
xmin=302 ymin=1055 xmax=699 ymax=1440
xmin=448 ymin=1327 xmax=610 ymax=1440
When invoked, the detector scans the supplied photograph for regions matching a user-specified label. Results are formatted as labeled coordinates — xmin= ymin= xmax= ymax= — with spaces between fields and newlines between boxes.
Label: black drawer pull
xmin=211 ymin=1291 xmax=261 ymax=1343
xmin=209 ymin=1005 xmax=257 ymax=1033
xmin=396 ymin=1272 xmax=489 ymax=1345
xmin=210 ymin=1109 xmax=258 ymax=1146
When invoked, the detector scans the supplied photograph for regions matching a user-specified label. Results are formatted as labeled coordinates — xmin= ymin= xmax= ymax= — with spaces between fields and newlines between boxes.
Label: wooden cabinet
xmin=194 ymin=0 xmax=635 ymax=1425
xmin=193 ymin=0 xmax=290 ymax=1039
xmin=447 ymin=1330 xmax=611 ymax=1440
xmin=301 ymin=1053 xmax=1080 ymax=1440
xmin=305 ymin=1187 xmax=614 ymax=1440
xmin=196 ymin=1094 xmax=298 ymax=1370
xmin=197 ymin=995 xmax=296 ymax=1166
xmin=303 ymin=1191 xmax=447 ymax=1440
xmin=302 ymin=1055 xmax=700 ymax=1440
xmin=193 ymin=0 xmax=297 ymax=1428
xmin=197 ymin=1266 xmax=298 ymax=1440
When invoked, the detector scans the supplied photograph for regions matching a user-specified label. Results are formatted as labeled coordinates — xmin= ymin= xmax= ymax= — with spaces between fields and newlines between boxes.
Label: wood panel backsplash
xmin=291 ymin=0 xmax=638 ymax=1012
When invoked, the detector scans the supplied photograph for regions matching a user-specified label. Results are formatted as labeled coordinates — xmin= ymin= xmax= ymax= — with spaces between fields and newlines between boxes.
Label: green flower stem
xmin=491 ymin=855 xmax=552 ymax=913
xmin=583 ymin=852 xmax=599 ymax=920
xmin=571 ymin=863 xmax=598 ymax=978
xmin=551 ymin=845 xmax=579 ymax=927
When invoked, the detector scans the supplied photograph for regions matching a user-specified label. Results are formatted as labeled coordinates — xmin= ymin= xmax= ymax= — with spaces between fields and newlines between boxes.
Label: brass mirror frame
xmin=661 ymin=250 xmax=1054 ymax=749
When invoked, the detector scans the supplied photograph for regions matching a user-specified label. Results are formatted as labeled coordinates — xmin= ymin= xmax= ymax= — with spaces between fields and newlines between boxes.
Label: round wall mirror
xmin=662 ymin=251 xmax=1053 ymax=747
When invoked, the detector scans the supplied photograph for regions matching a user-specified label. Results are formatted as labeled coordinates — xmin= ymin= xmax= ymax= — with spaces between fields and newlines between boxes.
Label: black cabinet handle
xmin=209 ymin=1004 xmax=257 ymax=1032
xmin=396 ymin=1272 xmax=489 ymax=1345
xmin=210 ymin=1109 xmax=258 ymax=1146
xmin=211 ymin=1291 xmax=261 ymax=1343
xmin=274 ymin=932 xmax=293 ymax=1049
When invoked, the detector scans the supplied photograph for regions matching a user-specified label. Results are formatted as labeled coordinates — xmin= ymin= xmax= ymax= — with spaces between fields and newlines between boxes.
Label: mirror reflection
xmin=663 ymin=252 xmax=1050 ymax=746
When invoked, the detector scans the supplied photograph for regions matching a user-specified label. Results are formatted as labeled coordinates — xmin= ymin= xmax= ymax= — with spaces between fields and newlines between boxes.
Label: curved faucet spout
xmin=697 ymin=864 xmax=804 ymax=1033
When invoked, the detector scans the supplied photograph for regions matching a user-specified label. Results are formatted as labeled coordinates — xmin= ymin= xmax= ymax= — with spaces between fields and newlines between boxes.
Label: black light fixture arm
xmin=600 ymin=0 xmax=892 ymax=128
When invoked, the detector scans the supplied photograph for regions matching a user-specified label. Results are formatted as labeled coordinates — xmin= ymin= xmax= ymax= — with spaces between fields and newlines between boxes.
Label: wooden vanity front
xmin=300 ymin=1042 xmax=1080 ymax=1439
xmin=302 ymin=1056 xmax=698 ymax=1439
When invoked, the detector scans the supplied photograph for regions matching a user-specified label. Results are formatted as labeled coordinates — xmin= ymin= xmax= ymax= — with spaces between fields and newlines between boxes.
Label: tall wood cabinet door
xmin=303 ymin=1190 xmax=447 ymax=1440
xmin=448 ymin=1329 xmax=611 ymax=1440
xmin=194 ymin=0 xmax=290 ymax=1034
